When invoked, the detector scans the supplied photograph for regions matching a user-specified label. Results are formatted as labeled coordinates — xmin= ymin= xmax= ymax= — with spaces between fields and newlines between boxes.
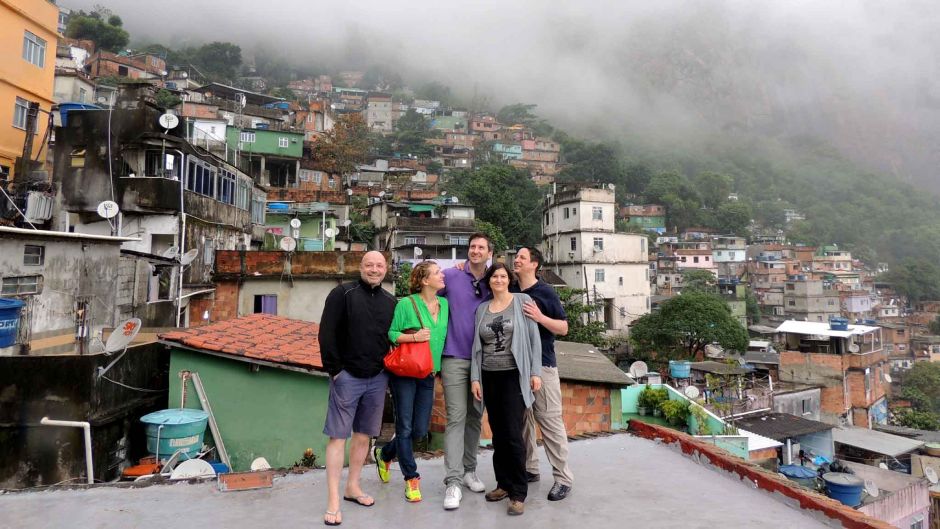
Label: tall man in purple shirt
xmin=439 ymin=233 xmax=492 ymax=510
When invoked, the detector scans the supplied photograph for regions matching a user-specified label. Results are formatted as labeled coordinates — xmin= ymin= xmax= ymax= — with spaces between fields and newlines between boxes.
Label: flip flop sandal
xmin=324 ymin=510 xmax=342 ymax=526
xmin=343 ymin=495 xmax=375 ymax=507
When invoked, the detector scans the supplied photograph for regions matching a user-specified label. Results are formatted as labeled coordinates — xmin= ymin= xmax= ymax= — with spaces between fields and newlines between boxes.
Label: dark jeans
xmin=482 ymin=368 xmax=527 ymax=502
xmin=381 ymin=373 xmax=435 ymax=480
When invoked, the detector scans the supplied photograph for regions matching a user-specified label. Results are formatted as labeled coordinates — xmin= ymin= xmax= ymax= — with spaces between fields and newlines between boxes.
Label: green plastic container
xmin=141 ymin=408 xmax=209 ymax=456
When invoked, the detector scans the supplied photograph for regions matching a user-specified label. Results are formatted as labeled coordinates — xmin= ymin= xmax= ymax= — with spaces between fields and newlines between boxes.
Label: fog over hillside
xmin=70 ymin=0 xmax=940 ymax=191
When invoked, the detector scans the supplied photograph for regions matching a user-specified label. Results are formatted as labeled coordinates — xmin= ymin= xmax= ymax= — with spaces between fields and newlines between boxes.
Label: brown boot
xmin=485 ymin=488 xmax=509 ymax=502
xmin=507 ymin=500 xmax=525 ymax=515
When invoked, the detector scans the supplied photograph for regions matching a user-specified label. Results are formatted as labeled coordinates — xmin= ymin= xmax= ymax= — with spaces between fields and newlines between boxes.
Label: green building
xmin=264 ymin=202 xmax=339 ymax=251
xmin=161 ymin=314 xmax=331 ymax=471
xmin=226 ymin=127 xmax=304 ymax=187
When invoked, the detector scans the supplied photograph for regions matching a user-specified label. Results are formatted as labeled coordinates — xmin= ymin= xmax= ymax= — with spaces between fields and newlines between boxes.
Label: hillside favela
xmin=4 ymin=1 xmax=940 ymax=527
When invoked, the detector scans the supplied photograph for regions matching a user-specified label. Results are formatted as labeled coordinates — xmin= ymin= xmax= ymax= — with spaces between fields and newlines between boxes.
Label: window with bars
xmin=22 ymin=31 xmax=46 ymax=67
xmin=23 ymin=245 xmax=44 ymax=266
xmin=2 ymin=275 xmax=41 ymax=295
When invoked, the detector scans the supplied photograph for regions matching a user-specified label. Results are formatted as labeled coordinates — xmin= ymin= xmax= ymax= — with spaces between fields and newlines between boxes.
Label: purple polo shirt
xmin=439 ymin=261 xmax=490 ymax=360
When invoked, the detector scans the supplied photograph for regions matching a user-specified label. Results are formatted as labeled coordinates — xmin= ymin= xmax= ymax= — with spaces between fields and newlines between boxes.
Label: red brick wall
xmin=186 ymin=281 xmax=240 ymax=327
xmin=428 ymin=377 xmax=614 ymax=441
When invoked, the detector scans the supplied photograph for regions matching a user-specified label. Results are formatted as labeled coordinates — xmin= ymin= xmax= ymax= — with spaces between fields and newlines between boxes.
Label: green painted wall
xmin=610 ymin=389 xmax=624 ymax=430
xmin=227 ymin=128 xmax=303 ymax=157
xmin=624 ymin=216 xmax=665 ymax=229
xmin=168 ymin=349 xmax=331 ymax=471
xmin=264 ymin=213 xmax=337 ymax=251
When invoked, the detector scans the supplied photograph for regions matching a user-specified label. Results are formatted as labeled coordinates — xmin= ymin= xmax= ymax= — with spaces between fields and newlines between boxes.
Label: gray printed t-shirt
xmin=480 ymin=305 xmax=516 ymax=372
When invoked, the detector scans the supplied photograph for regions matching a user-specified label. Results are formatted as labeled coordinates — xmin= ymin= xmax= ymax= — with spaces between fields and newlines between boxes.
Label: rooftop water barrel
xmin=140 ymin=408 xmax=209 ymax=457
xmin=822 ymin=472 xmax=864 ymax=507
xmin=0 ymin=298 xmax=25 ymax=348
xmin=669 ymin=360 xmax=691 ymax=378
xmin=829 ymin=317 xmax=849 ymax=331
xmin=779 ymin=464 xmax=817 ymax=488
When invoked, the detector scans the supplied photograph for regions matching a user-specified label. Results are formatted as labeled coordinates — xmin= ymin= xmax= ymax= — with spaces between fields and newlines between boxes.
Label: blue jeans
xmin=380 ymin=373 xmax=435 ymax=480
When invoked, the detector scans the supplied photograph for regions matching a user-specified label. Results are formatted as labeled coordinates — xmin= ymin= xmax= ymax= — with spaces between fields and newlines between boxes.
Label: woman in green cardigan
xmin=375 ymin=261 xmax=449 ymax=503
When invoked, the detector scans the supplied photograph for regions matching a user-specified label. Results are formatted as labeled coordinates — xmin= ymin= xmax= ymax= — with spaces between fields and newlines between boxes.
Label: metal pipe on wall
xmin=40 ymin=417 xmax=93 ymax=484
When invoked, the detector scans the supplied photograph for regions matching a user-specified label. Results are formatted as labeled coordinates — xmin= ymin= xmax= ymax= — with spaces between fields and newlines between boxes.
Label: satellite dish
xmin=289 ymin=218 xmax=302 ymax=229
xmin=250 ymin=457 xmax=272 ymax=471
xmin=413 ymin=246 xmax=423 ymax=257
xmin=170 ymin=459 xmax=215 ymax=480
xmin=342 ymin=219 xmax=352 ymax=227
xmin=927 ymin=467 xmax=939 ymax=485
xmin=158 ymin=113 xmax=179 ymax=130
xmin=628 ymin=361 xmax=648 ymax=379
xmin=883 ymin=373 xmax=892 ymax=384
xmin=738 ymin=357 xmax=748 ymax=367
xmin=324 ymin=228 xmax=336 ymax=238
xmin=864 ymin=479 xmax=879 ymax=498
xmin=280 ymin=236 xmax=297 ymax=252
xmin=162 ymin=246 xmax=180 ymax=259
xmin=96 ymin=200 xmax=120 ymax=219
xmin=684 ymin=386 xmax=700 ymax=399
xmin=450 ymin=197 xmax=459 ymax=204
xmin=105 ymin=318 xmax=142 ymax=353
xmin=180 ymin=248 xmax=199 ymax=266
xmin=848 ymin=343 xmax=860 ymax=353
xmin=378 ymin=191 xmax=385 ymax=198
xmin=878 ymin=462 xmax=889 ymax=470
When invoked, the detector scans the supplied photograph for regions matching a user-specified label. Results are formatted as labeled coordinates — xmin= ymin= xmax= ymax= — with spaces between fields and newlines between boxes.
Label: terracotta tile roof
xmin=159 ymin=314 xmax=322 ymax=371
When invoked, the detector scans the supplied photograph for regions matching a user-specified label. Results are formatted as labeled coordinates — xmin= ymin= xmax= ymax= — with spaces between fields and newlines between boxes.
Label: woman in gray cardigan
xmin=470 ymin=262 xmax=542 ymax=516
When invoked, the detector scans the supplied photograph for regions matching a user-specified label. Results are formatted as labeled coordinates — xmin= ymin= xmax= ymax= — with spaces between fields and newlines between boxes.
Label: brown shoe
xmin=485 ymin=488 xmax=509 ymax=502
xmin=507 ymin=500 xmax=525 ymax=515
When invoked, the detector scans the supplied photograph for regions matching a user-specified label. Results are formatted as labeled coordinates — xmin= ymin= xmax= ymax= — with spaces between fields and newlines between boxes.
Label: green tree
xmin=745 ymin=291 xmax=761 ymax=324
xmin=65 ymin=8 xmax=129 ymax=52
xmin=270 ymin=87 xmax=295 ymax=100
xmin=630 ymin=291 xmax=748 ymax=359
xmin=892 ymin=408 xmax=940 ymax=431
xmin=414 ymin=81 xmax=452 ymax=105
xmin=497 ymin=103 xmax=539 ymax=126
xmin=929 ymin=316 xmax=940 ymax=336
xmin=681 ymin=270 xmax=718 ymax=293
xmin=347 ymin=196 xmax=376 ymax=247
xmin=154 ymin=89 xmax=181 ymax=109
xmin=393 ymin=109 xmax=433 ymax=158
xmin=395 ymin=262 xmax=413 ymax=298
xmin=557 ymin=288 xmax=607 ymax=347
xmin=443 ymin=164 xmax=542 ymax=248
xmin=715 ymin=201 xmax=753 ymax=235
xmin=695 ymin=171 xmax=733 ymax=209
xmin=899 ymin=362 xmax=940 ymax=414
xmin=190 ymin=42 xmax=242 ymax=82
xmin=881 ymin=259 xmax=940 ymax=305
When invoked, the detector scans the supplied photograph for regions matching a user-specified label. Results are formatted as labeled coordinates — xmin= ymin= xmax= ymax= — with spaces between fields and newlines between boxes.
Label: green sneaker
xmin=374 ymin=446 xmax=390 ymax=484
xmin=405 ymin=477 xmax=422 ymax=502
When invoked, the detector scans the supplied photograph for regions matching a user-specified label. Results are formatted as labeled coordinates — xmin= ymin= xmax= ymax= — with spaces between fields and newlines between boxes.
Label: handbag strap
xmin=409 ymin=295 xmax=425 ymax=328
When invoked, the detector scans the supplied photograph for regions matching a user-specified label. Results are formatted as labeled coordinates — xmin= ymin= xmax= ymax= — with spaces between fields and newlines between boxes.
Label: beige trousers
xmin=523 ymin=366 xmax=574 ymax=486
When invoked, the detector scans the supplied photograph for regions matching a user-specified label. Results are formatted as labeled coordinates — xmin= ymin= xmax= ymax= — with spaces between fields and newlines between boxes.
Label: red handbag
xmin=384 ymin=296 xmax=433 ymax=378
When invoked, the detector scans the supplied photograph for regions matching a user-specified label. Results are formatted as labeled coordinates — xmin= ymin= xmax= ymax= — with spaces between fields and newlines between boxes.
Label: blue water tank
xmin=268 ymin=202 xmax=289 ymax=210
xmin=58 ymin=102 xmax=101 ymax=127
xmin=669 ymin=360 xmax=691 ymax=378
xmin=829 ymin=317 xmax=849 ymax=331
xmin=140 ymin=408 xmax=209 ymax=457
xmin=0 ymin=298 xmax=24 ymax=348
xmin=822 ymin=472 xmax=864 ymax=507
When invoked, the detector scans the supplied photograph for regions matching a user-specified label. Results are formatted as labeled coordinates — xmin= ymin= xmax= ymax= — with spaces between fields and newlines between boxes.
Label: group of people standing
xmin=318 ymin=234 xmax=573 ymax=525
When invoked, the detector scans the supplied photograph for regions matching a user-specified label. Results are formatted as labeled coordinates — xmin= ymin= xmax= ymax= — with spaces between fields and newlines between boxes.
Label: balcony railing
xmin=386 ymin=217 xmax=476 ymax=229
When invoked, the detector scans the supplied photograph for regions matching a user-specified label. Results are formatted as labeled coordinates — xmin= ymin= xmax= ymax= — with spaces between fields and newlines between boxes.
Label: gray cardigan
xmin=470 ymin=293 xmax=542 ymax=410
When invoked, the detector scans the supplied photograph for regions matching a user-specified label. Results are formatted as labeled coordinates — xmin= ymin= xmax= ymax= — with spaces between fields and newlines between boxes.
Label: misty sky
xmin=67 ymin=0 xmax=940 ymax=188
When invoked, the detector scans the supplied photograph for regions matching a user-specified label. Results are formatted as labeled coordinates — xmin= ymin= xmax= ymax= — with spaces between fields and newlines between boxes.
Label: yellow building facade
xmin=0 ymin=0 xmax=58 ymax=180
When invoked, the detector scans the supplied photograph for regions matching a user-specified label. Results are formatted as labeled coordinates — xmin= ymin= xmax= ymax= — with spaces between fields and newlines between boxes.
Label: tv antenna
xmin=96 ymin=200 xmax=120 ymax=235
xmin=628 ymin=361 xmax=648 ymax=379
xmin=96 ymin=318 xmax=143 ymax=379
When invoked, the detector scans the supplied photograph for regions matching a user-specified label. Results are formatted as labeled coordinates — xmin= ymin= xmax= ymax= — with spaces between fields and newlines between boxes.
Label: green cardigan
xmin=388 ymin=294 xmax=449 ymax=372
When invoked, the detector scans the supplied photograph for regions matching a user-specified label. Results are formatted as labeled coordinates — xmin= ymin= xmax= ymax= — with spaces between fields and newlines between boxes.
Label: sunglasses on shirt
xmin=471 ymin=278 xmax=482 ymax=297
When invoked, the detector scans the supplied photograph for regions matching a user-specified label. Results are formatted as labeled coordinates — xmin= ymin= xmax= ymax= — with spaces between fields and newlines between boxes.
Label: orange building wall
xmin=0 ymin=0 xmax=58 ymax=178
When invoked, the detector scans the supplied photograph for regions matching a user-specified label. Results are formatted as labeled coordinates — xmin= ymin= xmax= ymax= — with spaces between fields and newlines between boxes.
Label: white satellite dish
xmin=883 ymin=373 xmax=892 ymax=384
xmin=378 ymin=191 xmax=385 ymax=197
xmin=848 ymin=343 xmax=860 ymax=353
xmin=96 ymin=200 xmax=120 ymax=219
xmin=105 ymin=318 xmax=142 ymax=353
xmin=864 ymin=479 xmax=879 ymax=498
xmin=628 ymin=361 xmax=648 ymax=379
xmin=289 ymin=218 xmax=302 ymax=229
xmin=180 ymin=248 xmax=199 ymax=266
xmin=280 ymin=236 xmax=297 ymax=252
xmin=170 ymin=459 xmax=215 ymax=480
xmin=684 ymin=386 xmax=700 ymax=399
xmin=342 ymin=219 xmax=352 ymax=227
xmin=926 ymin=467 xmax=939 ymax=485
xmin=413 ymin=246 xmax=423 ymax=257
xmin=162 ymin=246 xmax=180 ymax=259
xmin=878 ymin=462 xmax=889 ymax=470
xmin=324 ymin=228 xmax=336 ymax=238
xmin=250 ymin=457 xmax=271 ymax=471
xmin=158 ymin=113 xmax=179 ymax=130
xmin=450 ymin=197 xmax=459 ymax=204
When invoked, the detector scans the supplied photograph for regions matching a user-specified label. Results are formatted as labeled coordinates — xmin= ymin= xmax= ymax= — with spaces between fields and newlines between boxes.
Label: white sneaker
xmin=463 ymin=471 xmax=485 ymax=493
xmin=444 ymin=484 xmax=462 ymax=510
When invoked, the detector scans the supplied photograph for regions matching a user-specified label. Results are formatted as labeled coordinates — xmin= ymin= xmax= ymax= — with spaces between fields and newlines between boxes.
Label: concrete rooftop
xmin=1 ymin=434 xmax=836 ymax=529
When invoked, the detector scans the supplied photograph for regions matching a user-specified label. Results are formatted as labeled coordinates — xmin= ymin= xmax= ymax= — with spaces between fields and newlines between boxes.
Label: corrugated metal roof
xmin=832 ymin=426 xmax=924 ymax=457
xmin=734 ymin=412 xmax=833 ymax=441
xmin=555 ymin=341 xmax=634 ymax=387
xmin=775 ymin=320 xmax=879 ymax=338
